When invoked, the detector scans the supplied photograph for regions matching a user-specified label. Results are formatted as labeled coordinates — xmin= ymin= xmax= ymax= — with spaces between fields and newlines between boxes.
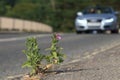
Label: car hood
xmin=79 ymin=14 xmax=115 ymax=19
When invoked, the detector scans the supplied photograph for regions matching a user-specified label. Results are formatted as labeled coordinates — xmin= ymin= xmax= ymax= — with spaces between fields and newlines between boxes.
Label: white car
xmin=75 ymin=6 xmax=119 ymax=34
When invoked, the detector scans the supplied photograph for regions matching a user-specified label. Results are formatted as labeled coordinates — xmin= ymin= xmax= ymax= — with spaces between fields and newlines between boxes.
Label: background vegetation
xmin=0 ymin=0 xmax=120 ymax=32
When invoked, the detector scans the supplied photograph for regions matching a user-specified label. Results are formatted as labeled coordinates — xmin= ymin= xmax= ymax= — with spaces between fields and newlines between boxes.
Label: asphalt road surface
xmin=1 ymin=33 xmax=120 ymax=79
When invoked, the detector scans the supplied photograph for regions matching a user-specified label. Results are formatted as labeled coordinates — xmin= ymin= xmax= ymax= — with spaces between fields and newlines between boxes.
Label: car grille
xmin=87 ymin=26 xmax=101 ymax=29
xmin=87 ymin=19 xmax=102 ymax=22
xmin=87 ymin=19 xmax=102 ymax=29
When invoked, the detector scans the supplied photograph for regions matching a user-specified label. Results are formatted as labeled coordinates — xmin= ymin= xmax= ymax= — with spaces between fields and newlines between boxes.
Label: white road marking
xmin=0 ymin=34 xmax=50 ymax=42
xmin=7 ymin=74 xmax=23 ymax=79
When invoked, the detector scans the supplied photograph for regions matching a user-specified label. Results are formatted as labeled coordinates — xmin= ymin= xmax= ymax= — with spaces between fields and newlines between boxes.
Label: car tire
xmin=111 ymin=29 xmax=119 ymax=34
xmin=76 ymin=31 xmax=82 ymax=34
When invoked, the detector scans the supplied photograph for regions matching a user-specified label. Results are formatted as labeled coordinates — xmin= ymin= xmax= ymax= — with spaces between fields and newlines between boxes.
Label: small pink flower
xmin=56 ymin=33 xmax=62 ymax=40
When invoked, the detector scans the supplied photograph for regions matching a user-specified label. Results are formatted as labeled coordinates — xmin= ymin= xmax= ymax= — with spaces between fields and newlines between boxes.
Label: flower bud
xmin=56 ymin=33 xmax=61 ymax=40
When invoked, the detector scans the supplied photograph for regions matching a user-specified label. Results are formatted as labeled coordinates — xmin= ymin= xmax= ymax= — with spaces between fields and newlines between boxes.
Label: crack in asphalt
xmin=66 ymin=40 xmax=120 ymax=64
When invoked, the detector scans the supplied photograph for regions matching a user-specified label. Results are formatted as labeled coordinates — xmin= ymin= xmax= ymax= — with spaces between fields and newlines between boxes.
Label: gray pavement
xmin=45 ymin=44 xmax=120 ymax=80
xmin=2 ymin=34 xmax=120 ymax=80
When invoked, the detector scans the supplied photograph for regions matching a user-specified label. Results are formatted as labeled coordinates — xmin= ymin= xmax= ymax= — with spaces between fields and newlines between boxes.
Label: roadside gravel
xmin=45 ymin=45 xmax=120 ymax=80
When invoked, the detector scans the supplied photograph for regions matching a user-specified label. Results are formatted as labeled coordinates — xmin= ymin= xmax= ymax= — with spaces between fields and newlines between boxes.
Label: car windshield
xmin=83 ymin=6 xmax=113 ymax=14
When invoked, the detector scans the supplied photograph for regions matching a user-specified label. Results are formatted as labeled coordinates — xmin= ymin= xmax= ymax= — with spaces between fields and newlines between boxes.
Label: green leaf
xmin=52 ymin=52 xmax=57 ymax=58
xmin=22 ymin=61 xmax=32 ymax=68
xmin=58 ymin=57 xmax=64 ymax=63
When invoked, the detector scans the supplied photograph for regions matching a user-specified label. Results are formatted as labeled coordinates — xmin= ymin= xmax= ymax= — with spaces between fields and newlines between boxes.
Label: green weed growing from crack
xmin=22 ymin=33 xmax=65 ymax=77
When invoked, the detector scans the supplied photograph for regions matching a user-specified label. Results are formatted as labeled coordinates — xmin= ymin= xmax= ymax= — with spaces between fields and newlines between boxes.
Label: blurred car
xmin=75 ymin=5 xmax=119 ymax=34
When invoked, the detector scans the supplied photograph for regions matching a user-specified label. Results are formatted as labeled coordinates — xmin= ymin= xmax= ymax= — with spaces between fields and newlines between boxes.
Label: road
xmin=0 ymin=33 xmax=120 ymax=79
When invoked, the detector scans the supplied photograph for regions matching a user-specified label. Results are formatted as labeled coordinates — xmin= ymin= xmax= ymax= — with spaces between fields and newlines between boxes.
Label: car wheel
xmin=76 ymin=31 xmax=82 ymax=34
xmin=111 ymin=29 xmax=119 ymax=34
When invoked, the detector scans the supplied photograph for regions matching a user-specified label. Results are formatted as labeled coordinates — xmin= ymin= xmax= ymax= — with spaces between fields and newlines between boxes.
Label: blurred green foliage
xmin=0 ymin=0 xmax=120 ymax=32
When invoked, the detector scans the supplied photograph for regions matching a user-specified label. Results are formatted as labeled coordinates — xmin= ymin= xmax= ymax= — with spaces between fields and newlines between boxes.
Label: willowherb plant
xmin=22 ymin=37 xmax=45 ymax=75
xmin=46 ymin=33 xmax=64 ymax=64
xmin=22 ymin=33 xmax=65 ymax=76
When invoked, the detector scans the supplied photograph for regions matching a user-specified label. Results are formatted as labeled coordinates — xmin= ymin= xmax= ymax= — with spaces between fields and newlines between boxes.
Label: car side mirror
xmin=77 ymin=12 xmax=83 ymax=16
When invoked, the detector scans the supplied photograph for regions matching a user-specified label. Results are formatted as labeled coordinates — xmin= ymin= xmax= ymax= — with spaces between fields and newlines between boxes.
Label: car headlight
xmin=76 ymin=17 xmax=86 ymax=22
xmin=104 ymin=18 xmax=114 ymax=23
xmin=77 ymin=19 xmax=86 ymax=23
